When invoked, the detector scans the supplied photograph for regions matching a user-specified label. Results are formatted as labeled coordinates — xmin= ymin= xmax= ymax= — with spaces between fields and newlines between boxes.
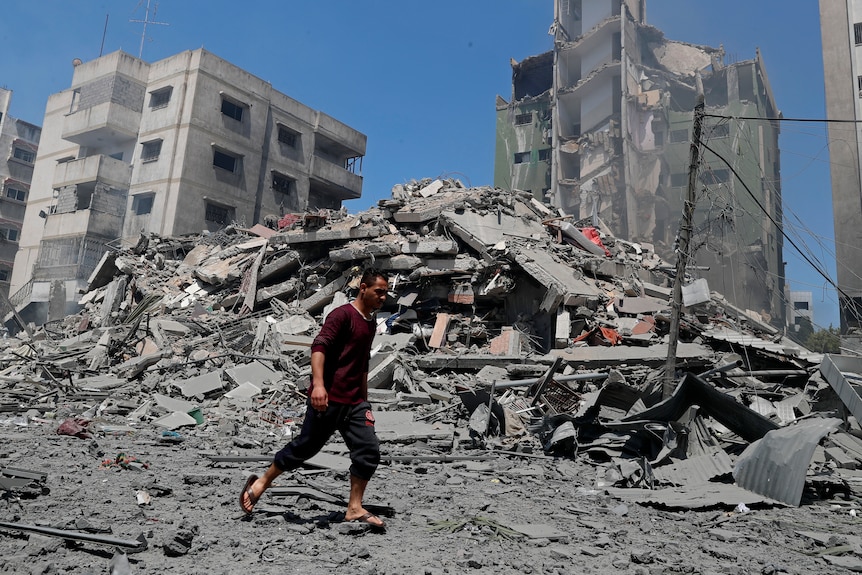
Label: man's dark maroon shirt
xmin=310 ymin=303 xmax=376 ymax=405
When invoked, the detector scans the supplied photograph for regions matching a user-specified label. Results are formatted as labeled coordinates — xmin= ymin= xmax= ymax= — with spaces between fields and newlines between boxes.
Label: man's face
xmin=361 ymin=277 xmax=388 ymax=310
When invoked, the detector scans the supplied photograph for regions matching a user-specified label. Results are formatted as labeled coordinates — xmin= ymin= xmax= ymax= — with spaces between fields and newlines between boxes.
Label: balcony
xmin=53 ymin=155 xmax=131 ymax=189
xmin=62 ymin=102 xmax=141 ymax=148
xmin=315 ymin=113 xmax=366 ymax=156
xmin=310 ymin=156 xmax=362 ymax=201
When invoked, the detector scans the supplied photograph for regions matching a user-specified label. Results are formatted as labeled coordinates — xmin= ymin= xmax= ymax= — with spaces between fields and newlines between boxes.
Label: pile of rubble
xmin=3 ymin=179 xmax=862 ymax=570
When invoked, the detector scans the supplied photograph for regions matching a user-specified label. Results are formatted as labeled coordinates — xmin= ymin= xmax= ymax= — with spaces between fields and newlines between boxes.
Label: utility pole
xmin=663 ymin=74 xmax=704 ymax=398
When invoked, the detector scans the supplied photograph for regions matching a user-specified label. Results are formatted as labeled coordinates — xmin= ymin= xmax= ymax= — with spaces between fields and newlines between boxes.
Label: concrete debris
xmin=0 ymin=180 xmax=859 ymax=572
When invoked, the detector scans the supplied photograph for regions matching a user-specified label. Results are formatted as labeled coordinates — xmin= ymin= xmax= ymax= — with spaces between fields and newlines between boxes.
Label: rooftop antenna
xmin=130 ymin=0 xmax=168 ymax=60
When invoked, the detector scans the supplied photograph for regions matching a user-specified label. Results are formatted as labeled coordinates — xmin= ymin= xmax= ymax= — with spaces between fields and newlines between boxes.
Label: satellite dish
xmin=72 ymin=58 xmax=83 ymax=67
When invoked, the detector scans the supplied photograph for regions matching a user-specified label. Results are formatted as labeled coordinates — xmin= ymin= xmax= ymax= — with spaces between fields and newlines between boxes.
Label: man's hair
xmin=360 ymin=268 xmax=387 ymax=287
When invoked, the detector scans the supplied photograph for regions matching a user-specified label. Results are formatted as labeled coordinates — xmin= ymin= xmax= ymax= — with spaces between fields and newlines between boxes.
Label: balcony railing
xmin=53 ymin=155 xmax=131 ymax=188
xmin=61 ymin=102 xmax=140 ymax=148
xmin=310 ymin=156 xmax=362 ymax=200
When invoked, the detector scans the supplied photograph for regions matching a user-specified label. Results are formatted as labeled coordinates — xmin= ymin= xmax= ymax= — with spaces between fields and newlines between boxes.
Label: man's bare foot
xmin=239 ymin=474 xmax=261 ymax=514
xmin=344 ymin=508 xmax=386 ymax=529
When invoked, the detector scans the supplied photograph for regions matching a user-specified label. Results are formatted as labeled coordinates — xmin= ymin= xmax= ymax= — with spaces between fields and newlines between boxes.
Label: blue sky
xmin=0 ymin=1 xmax=839 ymax=328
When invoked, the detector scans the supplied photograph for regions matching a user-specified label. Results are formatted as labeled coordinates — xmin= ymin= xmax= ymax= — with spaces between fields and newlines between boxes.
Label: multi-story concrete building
xmin=819 ymin=0 xmax=862 ymax=350
xmin=495 ymin=0 xmax=785 ymax=326
xmin=787 ymin=289 xmax=814 ymax=334
xmin=11 ymin=49 xmax=366 ymax=326
xmin=0 ymin=89 xmax=41 ymax=302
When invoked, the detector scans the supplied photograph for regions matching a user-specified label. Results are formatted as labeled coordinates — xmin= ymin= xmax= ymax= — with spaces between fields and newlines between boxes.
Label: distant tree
xmin=790 ymin=316 xmax=814 ymax=346
xmin=806 ymin=325 xmax=841 ymax=354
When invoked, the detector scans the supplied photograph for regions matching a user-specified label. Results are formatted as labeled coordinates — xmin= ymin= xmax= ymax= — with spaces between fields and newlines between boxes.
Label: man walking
xmin=239 ymin=269 xmax=388 ymax=529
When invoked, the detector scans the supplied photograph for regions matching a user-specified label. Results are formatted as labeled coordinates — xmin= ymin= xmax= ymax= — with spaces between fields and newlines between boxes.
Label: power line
xmin=697 ymin=138 xmax=861 ymax=323
xmin=704 ymin=113 xmax=862 ymax=124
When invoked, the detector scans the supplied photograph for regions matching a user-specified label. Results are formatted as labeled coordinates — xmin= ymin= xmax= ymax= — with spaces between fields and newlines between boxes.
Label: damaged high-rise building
xmin=819 ymin=0 xmax=862 ymax=351
xmin=0 ymin=88 xmax=41 ymax=304
xmin=495 ymin=0 xmax=784 ymax=327
xmin=9 ymin=49 xmax=366 ymax=327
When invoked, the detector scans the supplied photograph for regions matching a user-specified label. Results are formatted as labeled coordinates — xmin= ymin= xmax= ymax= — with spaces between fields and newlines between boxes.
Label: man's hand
xmin=310 ymin=383 xmax=328 ymax=412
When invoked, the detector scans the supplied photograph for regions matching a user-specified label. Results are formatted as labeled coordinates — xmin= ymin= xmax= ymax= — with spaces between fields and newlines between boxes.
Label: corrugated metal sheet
xmin=820 ymin=354 xmax=862 ymax=424
xmin=703 ymin=328 xmax=823 ymax=364
xmin=654 ymin=450 xmax=733 ymax=486
xmin=733 ymin=417 xmax=841 ymax=506
xmin=607 ymin=483 xmax=772 ymax=509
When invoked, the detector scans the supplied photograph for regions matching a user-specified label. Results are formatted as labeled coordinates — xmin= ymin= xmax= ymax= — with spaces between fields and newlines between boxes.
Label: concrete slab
xmin=225 ymin=382 xmax=262 ymax=399
xmin=513 ymin=248 xmax=602 ymax=307
xmin=153 ymin=393 xmax=197 ymax=413
xmin=153 ymin=411 xmax=198 ymax=430
xmin=225 ymin=361 xmax=279 ymax=387
xmin=442 ymin=206 xmax=546 ymax=246
xmin=505 ymin=523 xmax=568 ymax=540
xmin=173 ymin=371 xmax=224 ymax=398
xmin=374 ymin=411 xmax=453 ymax=442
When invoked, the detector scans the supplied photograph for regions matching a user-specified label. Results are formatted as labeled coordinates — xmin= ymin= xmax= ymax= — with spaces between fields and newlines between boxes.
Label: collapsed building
xmin=494 ymin=0 xmax=784 ymax=329
xmin=3 ymin=181 xmax=862 ymax=570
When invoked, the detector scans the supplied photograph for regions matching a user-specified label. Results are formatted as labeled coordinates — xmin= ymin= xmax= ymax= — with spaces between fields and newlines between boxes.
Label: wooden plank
xmin=428 ymin=313 xmax=451 ymax=349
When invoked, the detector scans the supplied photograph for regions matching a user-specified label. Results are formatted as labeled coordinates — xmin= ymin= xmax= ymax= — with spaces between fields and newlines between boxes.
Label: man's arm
xmin=310 ymin=350 xmax=328 ymax=411
xmin=361 ymin=372 xmax=368 ymax=401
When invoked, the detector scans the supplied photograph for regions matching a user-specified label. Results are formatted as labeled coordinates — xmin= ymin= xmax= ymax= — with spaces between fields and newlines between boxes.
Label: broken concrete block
xmin=489 ymin=327 xmax=521 ymax=356
xmin=368 ymin=353 xmax=398 ymax=389
xmin=173 ymin=371 xmax=224 ymax=399
xmin=224 ymin=382 xmax=262 ymax=400
xmin=367 ymin=388 xmax=398 ymax=403
xmin=399 ymin=392 xmax=432 ymax=405
xmin=153 ymin=394 xmax=197 ymax=414
xmin=418 ymin=179 xmax=445 ymax=197
xmin=225 ymin=361 xmax=279 ymax=387
xmin=153 ymin=411 xmax=198 ymax=430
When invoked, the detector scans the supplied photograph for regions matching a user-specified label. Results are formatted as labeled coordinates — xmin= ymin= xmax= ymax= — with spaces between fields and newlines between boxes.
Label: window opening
xmin=141 ymin=140 xmax=162 ymax=162
xmin=149 ymin=87 xmax=173 ymax=109
xmin=132 ymin=194 xmax=154 ymax=215
xmin=514 ymin=151 xmax=531 ymax=164
xmin=277 ymin=125 xmax=298 ymax=147
xmin=213 ymin=149 xmax=238 ymax=172
xmin=221 ymin=98 xmax=244 ymax=121
xmin=13 ymin=147 xmax=34 ymax=163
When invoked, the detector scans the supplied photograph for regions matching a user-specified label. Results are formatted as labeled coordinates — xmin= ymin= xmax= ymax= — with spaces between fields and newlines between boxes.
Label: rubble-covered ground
xmin=3 ymin=180 xmax=862 ymax=574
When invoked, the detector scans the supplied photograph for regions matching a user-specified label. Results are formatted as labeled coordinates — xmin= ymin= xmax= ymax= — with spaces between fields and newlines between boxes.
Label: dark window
xmin=272 ymin=173 xmax=294 ymax=194
xmin=277 ymin=125 xmax=298 ymax=147
xmin=670 ymin=129 xmax=688 ymax=143
xmin=141 ymin=140 xmax=162 ymax=162
xmin=538 ymin=148 xmax=551 ymax=162
xmin=515 ymin=113 xmax=532 ymax=125
xmin=205 ymin=202 xmax=231 ymax=224
xmin=700 ymin=168 xmax=730 ymax=185
xmin=0 ymin=269 xmax=9 ymax=282
xmin=213 ymin=149 xmax=238 ymax=172
xmin=858 ymin=75 xmax=862 ymax=94
xmin=5 ymin=188 xmax=26 ymax=202
xmin=221 ymin=98 xmax=244 ymax=121
xmin=670 ymin=173 xmax=687 ymax=187
xmin=709 ymin=123 xmax=730 ymax=138
xmin=132 ymin=194 xmax=154 ymax=215
xmin=794 ymin=301 xmax=810 ymax=310
xmin=514 ymin=151 xmax=531 ymax=164
xmin=149 ymin=87 xmax=172 ymax=109
xmin=13 ymin=147 xmax=34 ymax=163
xmin=855 ymin=22 xmax=862 ymax=45
xmin=1 ymin=228 xmax=19 ymax=242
